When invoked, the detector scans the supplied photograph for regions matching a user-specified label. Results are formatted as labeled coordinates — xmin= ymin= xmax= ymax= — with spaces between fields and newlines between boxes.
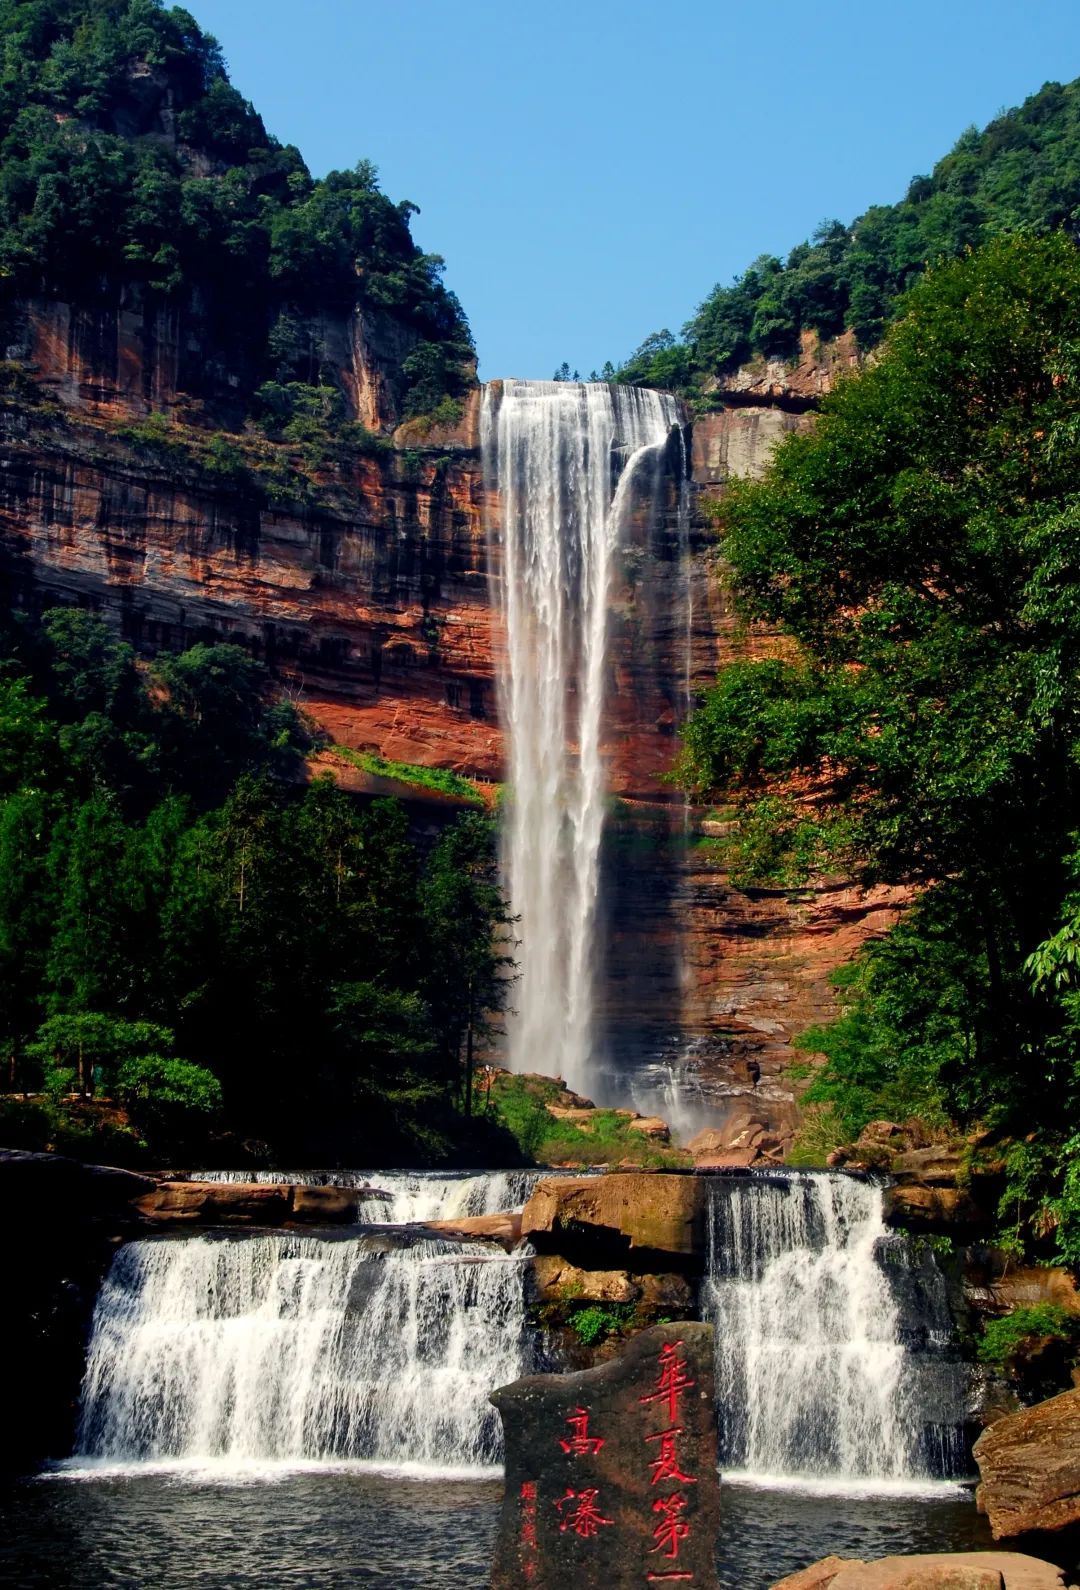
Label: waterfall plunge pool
xmin=2 ymin=1469 xmax=995 ymax=1590
xmin=4 ymin=1167 xmax=1003 ymax=1589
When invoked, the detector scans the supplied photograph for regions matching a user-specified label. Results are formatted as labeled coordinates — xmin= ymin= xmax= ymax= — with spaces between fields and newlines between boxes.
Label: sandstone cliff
xmin=0 ymin=289 xmax=896 ymax=1139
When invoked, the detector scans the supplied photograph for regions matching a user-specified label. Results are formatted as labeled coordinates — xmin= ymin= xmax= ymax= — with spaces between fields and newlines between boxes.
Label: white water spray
xmin=73 ymin=1174 xmax=533 ymax=1474
xmin=195 ymin=1168 xmax=543 ymax=1225
xmin=482 ymin=380 xmax=682 ymax=1095
xmin=704 ymin=1172 xmax=965 ymax=1492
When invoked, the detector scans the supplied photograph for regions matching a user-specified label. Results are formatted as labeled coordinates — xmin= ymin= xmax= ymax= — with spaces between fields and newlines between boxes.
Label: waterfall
xmin=704 ymin=1171 xmax=966 ymax=1493
xmin=71 ymin=1174 xmax=533 ymax=1475
xmin=194 ymin=1168 xmax=544 ymax=1225
xmin=482 ymin=379 xmax=683 ymax=1097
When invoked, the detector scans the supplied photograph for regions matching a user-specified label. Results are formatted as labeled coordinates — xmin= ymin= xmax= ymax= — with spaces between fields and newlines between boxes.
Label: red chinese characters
xmin=645 ymin=1425 xmax=697 ymax=1488
xmin=639 ymin=1340 xmax=697 ymax=1425
xmin=518 ymin=1480 xmax=538 ymax=1581
xmin=640 ymin=1341 xmax=699 ymax=1583
xmin=555 ymin=1486 xmax=614 ymax=1538
xmin=559 ymin=1405 xmax=605 ymax=1457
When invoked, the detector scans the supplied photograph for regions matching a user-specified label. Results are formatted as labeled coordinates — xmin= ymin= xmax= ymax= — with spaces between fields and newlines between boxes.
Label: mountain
xmin=618 ymin=77 xmax=1080 ymax=399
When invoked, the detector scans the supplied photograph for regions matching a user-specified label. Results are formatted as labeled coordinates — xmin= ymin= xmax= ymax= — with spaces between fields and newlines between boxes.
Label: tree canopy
xmin=0 ymin=604 xmax=509 ymax=1165
xmin=0 ymin=0 xmax=473 ymax=418
xmin=680 ymin=234 xmax=1080 ymax=1259
xmin=618 ymin=78 xmax=1080 ymax=397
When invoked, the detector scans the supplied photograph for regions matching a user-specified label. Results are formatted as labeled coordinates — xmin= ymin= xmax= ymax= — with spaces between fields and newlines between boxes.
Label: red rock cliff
xmin=0 ymin=307 xmax=894 ymax=1136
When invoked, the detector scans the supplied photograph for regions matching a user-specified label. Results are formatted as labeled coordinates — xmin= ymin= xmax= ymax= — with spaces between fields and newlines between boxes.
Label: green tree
xmin=419 ymin=813 xmax=512 ymax=1116
xmin=681 ymin=235 xmax=1080 ymax=1243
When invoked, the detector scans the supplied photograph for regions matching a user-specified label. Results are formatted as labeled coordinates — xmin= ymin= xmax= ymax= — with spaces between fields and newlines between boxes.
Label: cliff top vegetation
xmin=0 ymin=0 xmax=474 ymax=422
xmin=617 ymin=77 xmax=1080 ymax=400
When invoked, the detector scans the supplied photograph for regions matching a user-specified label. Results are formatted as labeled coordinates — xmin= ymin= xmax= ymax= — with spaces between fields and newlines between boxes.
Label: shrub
xmin=977 ymin=1304 xmax=1080 ymax=1371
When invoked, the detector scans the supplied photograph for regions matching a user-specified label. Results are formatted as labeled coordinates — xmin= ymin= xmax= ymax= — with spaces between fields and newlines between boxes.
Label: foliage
xmin=680 ymin=236 xmax=1080 ymax=1253
xmin=486 ymin=1073 xmax=690 ymax=1168
xmin=0 ymin=0 xmax=473 ymax=418
xmin=977 ymin=1304 xmax=1080 ymax=1370
xmin=570 ymin=1302 xmax=638 ymax=1347
xmin=617 ymin=79 xmax=1080 ymax=393
xmin=0 ymin=605 xmax=510 ymax=1162
xmin=332 ymin=744 xmax=487 ymax=806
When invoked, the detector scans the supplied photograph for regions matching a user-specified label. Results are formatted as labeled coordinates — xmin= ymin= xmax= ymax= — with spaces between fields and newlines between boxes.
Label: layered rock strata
xmin=0 ymin=298 xmax=911 ymax=1126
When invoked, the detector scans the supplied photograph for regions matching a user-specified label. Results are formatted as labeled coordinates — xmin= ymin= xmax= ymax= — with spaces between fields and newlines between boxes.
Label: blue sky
xmin=191 ymin=1 xmax=1080 ymax=381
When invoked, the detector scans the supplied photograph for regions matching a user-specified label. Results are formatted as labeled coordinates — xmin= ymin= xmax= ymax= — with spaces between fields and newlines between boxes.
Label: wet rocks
xmin=528 ymin=1255 xmax=694 ymax=1313
xmin=687 ymin=1109 xmax=787 ymax=1168
xmin=521 ymin=1173 xmax=704 ymax=1270
xmin=490 ymin=1321 xmax=718 ymax=1590
xmin=424 ymin=1211 xmax=522 ymax=1250
xmin=133 ymin=1178 xmax=384 ymax=1225
xmin=770 ymin=1554 xmax=1070 ymax=1589
xmin=974 ymin=1387 xmax=1080 ymax=1539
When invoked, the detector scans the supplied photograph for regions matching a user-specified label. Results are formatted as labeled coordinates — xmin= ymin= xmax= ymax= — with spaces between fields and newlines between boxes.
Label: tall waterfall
xmin=72 ymin=1173 xmax=532 ymax=1474
xmin=704 ymin=1171 xmax=965 ymax=1492
xmin=482 ymin=380 xmax=683 ymax=1095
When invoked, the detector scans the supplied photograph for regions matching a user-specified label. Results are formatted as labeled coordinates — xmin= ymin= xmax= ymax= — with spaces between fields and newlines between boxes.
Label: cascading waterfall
xmin=482 ymin=379 xmax=683 ymax=1097
xmin=195 ymin=1168 xmax=543 ymax=1225
xmin=72 ymin=1173 xmax=533 ymax=1474
xmin=704 ymin=1171 xmax=966 ymax=1492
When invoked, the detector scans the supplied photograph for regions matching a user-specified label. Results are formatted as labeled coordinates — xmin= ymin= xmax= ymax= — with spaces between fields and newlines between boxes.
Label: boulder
xmin=773 ymin=1556 xmax=1068 ymax=1590
xmin=424 ymin=1211 xmax=522 ymax=1251
xmin=290 ymin=1184 xmax=363 ymax=1223
xmin=963 ymin=1256 xmax=1080 ymax=1319
xmin=134 ymin=1180 xmax=293 ymax=1223
xmin=892 ymin=1145 xmax=968 ymax=1185
xmin=521 ymin=1173 xmax=704 ymax=1269
xmin=626 ymin=1115 xmax=671 ymax=1142
xmin=770 ymin=1559 xmax=859 ymax=1590
xmin=0 ymin=1147 xmax=155 ymax=1214
xmin=490 ymin=1322 xmax=718 ymax=1589
xmin=974 ymin=1387 xmax=1080 ymax=1538
xmin=528 ymin=1254 xmax=695 ymax=1311
xmin=882 ymin=1182 xmax=983 ymax=1233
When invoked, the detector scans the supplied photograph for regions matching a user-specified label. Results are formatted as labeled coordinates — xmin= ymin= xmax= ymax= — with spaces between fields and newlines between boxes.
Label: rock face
xmin=770 ymin=1555 xmax=1070 ymax=1590
xmin=490 ymin=1322 xmax=718 ymax=1590
xmin=528 ymin=1254 xmax=694 ymax=1312
xmin=521 ymin=1174 xmax=704 ymax=1269
xmin=424 ymin=1211 xmax=522 ymax=1250
xmin=974 ymin=1388 xmax=1080 ymax=1539
xmin=0 ymin=1149 xmax=156 ymax=1469
xmin=0 ymin=288 xmax=914 ymax=1127
xmin=133 ymin=1178 xmax=395 ymax=1226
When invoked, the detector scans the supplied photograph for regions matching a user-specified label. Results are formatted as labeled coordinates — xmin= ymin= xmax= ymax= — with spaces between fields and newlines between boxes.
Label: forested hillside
xmin=0 ymin=0 xmax=474 ymax=423
xmin=0 ymin=608 xmax=509 ymax=1165
xmin=618 ymin=78 xmax=1080 ymax=399
xmin=680 ymin=234 xmax=1080 ymax=1261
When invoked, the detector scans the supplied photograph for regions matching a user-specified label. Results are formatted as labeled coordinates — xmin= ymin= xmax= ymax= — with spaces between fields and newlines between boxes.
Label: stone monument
xmin=490 ymin=1321 xmax=719 ymax=1589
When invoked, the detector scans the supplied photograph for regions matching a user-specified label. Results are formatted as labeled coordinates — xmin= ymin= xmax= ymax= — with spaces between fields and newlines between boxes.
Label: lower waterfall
xmin=72 ymin=1173 xmax=533 ymax=1474
xmin=195 ymin=1168 xmax=543 ymax=1225
xmin=704 ymin=1171 xmax=966 ymax=1492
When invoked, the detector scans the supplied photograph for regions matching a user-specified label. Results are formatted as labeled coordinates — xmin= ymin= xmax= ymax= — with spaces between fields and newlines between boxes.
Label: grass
xmin=331 ymin=746 xmax=488 ymax=806
xmin=785 ymin=1101 xmax=846 ymax=1168
xmin=487 ymin=1073 xmax=690 ymax=1169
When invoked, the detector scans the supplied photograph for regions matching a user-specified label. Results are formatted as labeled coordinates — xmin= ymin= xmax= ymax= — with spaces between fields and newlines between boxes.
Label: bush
xmin=571 ymin=1303 xmax=637 ymax=1346
xmin=978 ymin=1304 xmax=1080 ymax=1374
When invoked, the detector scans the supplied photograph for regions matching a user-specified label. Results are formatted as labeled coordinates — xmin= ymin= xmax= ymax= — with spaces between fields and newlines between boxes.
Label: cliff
xmin=0 ymin=299 xmax=901 ymax=1139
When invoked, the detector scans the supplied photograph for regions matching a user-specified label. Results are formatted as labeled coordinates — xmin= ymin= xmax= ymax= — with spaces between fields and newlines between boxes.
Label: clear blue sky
xmin=190 ymin=0 xmax=1080 ymax=381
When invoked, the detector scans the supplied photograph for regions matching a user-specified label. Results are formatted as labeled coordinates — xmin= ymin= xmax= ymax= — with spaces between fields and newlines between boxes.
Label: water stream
xmin=704 ymin=1170 xmax=966 ymax=1492
xmin=482 ymin=379 xmax=683 ymax=1098
xmin=67 ymin=1172 xmax=536 ymax=1476
xmin=26 ymin=1166 xmax=992 ymax=1588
